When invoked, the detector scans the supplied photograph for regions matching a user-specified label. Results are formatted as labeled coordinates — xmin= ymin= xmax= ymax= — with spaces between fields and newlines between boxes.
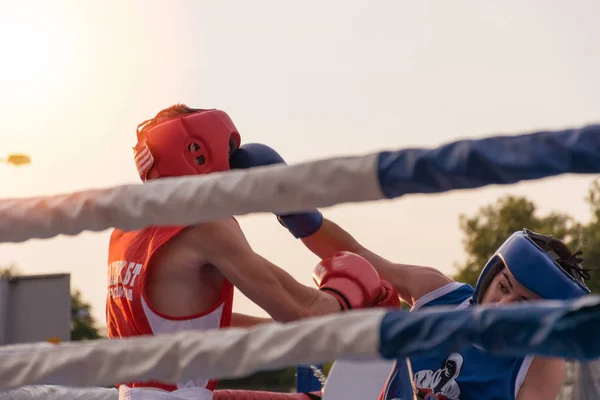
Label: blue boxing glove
xmin=230 ymin=143 xmax=323 ymax=238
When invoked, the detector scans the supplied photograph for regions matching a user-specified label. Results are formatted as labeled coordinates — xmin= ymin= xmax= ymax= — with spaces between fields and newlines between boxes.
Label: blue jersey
xmin=380 ymin=282 xmax=532 ymax=400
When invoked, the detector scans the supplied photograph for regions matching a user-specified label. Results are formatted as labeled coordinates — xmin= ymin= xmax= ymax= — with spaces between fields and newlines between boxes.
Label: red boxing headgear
xmin=133 ymin=109 xmax=241 ymax=181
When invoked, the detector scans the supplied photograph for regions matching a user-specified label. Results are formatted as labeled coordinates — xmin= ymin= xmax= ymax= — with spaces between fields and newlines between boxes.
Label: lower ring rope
xmin=3 ymin=297 xmax=600 ymax=390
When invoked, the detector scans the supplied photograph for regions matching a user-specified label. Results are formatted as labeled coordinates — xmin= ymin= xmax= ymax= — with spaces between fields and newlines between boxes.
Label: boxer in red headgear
xmin=132 ymin=106 xmax=241 ymax=180
xmin=106 ymin=104 xmax=399 ymax=400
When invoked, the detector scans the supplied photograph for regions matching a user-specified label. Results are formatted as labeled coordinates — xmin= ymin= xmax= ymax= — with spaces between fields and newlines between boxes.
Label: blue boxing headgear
xmin=473 ymin=229 xmax=590 ymax=303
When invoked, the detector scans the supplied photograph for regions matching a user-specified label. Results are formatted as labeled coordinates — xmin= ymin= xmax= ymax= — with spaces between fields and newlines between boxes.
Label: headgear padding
xmin=473 ymin=229 xmax=590 ymax=303
xmin=133 ymin=109 xmax=241 ymax=181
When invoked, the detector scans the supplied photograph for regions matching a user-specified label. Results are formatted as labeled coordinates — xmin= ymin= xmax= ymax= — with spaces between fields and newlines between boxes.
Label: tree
xmin=574 ymin=179 xmax=600 ymax=293
xmin=453 ymin=179 xmax=600 ymax=293
xmin=0 ymin=266 xmax=101 ymax=340
xmin=71 ymin=289 xmax=101 ymax=341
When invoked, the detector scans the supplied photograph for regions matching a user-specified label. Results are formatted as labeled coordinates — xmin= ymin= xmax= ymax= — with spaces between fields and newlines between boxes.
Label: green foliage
xmin=71 ymin=289 xmax=101 ymax=341
xmin=453 ymin=179 xmax=600 ymax=293
xmin=217 ymin=367 xmax=297 ymax=391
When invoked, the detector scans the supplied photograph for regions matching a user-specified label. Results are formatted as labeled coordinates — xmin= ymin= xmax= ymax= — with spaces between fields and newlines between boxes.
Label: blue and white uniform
xmin=381 ymin=282 xmax=532 ymax=400
xmin=381 ymin=229 xmax=590 ymax=400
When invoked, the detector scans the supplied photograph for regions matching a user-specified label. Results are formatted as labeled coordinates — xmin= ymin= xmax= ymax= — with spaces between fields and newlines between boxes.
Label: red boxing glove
xmin=376 ymin=280 xmax=401 ymax=308
xmin=313 ymin=251 xmax=400 ymax=310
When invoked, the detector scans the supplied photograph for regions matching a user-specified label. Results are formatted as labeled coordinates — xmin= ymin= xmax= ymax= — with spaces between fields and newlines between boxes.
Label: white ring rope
xmin=0 ymin=310 xmax=384 ymax=390
xmin=0 ymin=385 xmax=117 ymax=400
xmin=0 ymin=154 xmax=381 ymax=243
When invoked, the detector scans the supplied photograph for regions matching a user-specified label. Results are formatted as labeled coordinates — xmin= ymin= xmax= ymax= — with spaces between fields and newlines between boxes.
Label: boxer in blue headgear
xmin=321 ymin=228 xmax=589 ymax=400
xmin=474 ymin=229 xmax=590 ymax=305
xmin=230 ymin=142 xmax=592 ymax=400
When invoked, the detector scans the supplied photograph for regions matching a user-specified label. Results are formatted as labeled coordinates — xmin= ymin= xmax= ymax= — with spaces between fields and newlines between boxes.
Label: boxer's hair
xmin=528 ymin=233 xmax=588 ymax=282
xmin=136 ymin=104 xmax=205 ymax=140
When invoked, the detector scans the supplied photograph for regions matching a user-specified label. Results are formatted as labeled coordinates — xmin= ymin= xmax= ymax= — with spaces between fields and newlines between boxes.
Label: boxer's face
xmin=481 ymin=266 xmax=540 ymax=305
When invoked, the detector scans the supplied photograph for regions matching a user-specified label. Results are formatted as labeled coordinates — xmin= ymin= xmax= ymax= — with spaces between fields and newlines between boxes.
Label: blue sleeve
xmin=377 ymin=124 xmax=600 ymax=199
xmin=415 ymin=283 xmax=474 ymax=310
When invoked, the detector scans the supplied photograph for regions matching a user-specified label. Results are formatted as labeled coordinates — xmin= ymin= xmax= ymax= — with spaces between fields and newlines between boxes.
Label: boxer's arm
xmin=302 ymin=219 xmax=452 ymax=306
xmin=517 ymin=357 xmax=564 ymax=400
xmin=181 ymin=218 xmax=341 ymax=322
xmin=231 ymin=313 xmax=273 ymax=327
xmin=230 ymin=143 xmax=323 ymax=238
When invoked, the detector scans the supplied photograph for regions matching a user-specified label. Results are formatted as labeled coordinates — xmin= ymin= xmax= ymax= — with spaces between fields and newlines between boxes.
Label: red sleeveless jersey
xmin=106 ymin=226 xmax=234 ymax=393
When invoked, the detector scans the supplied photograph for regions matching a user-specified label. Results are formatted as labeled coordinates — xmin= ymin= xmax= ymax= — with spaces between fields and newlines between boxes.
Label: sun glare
xmin=0 ymin=6 xmax=75 ymax=102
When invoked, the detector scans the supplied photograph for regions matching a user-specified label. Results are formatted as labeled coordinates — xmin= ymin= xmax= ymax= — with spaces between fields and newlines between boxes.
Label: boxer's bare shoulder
xmin=150 ymin=218 xmax=336 ymax=322
xmin=144 ymin=220 xmax=238 ymax=318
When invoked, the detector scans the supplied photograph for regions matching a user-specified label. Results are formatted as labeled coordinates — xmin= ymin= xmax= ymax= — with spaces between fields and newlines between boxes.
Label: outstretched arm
xmin=301 ymin=219 xmax=452 ymax=306
xmin=180 ymin=218 xmax=340 ymax=322
xmin=228 ymin=142 xmax=451 ymax=306
xmin=180 ymin=218 xmax=396 ymax=322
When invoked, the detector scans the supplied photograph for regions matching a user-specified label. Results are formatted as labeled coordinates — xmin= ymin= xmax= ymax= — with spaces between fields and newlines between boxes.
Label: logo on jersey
xmin=107 ymin=260 xmax=142 ymax=301
xmin=413 ymin=353 xmax=463 ymax=400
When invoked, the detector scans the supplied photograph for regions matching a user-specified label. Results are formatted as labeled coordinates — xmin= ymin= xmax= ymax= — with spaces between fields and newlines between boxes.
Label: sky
xmin=1 ymin=0 xmax=599 ymax=326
